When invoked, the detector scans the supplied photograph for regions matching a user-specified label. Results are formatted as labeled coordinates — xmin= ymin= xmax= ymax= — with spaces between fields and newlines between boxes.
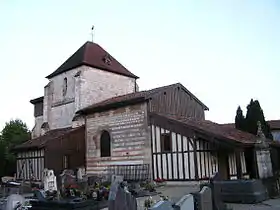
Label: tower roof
xmin=46 ymin=41 xmax=139 ymax=79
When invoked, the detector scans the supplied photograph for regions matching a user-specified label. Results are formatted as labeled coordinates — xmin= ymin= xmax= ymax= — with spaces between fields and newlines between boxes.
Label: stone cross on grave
xmin=255 ymin=121 xmax=273 ymax=178
xmin=256 ymin=121 xmax=269 ymax=148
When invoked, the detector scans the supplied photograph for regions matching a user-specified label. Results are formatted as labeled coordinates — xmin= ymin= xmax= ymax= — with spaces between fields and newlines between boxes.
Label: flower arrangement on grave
xmin=160 ymin=195 xmax=169 ymax=201
xmin=144 ymin=196 xmax=155 ymax=209
xmin=86 ymin=181 xmax=110 ymax=201
xmin=143 ymin=181 xmax=156 ymax=192
xmin=64 ymin=183 xmax=81 ymax=197
xmin=154 ymin=178 xmax=166 ymax=187
xmin=45 ymin=190 xmax=58 ymax=200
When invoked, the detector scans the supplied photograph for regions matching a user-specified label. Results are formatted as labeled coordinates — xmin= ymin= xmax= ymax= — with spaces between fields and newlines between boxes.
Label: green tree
xmin=0 ymin=119 xmax=30 ymax=176
xmin=235 ymin=106 xmax=245 ymax=131
xmin=234 ymin=99 xmax=273 ymax=140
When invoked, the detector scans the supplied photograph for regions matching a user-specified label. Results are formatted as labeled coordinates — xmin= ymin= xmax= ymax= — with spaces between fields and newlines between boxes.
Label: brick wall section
xmin=41 ymin=65 xmax=136 ymax=130
xmin=86 ymin=103 xmax=151 ymax=175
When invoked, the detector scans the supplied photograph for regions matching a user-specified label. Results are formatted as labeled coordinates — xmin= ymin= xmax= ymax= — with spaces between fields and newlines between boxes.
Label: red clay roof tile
xmin=14 ymin=126 xmax=84 ymax=151
xmin=77 ymin=83 xmax=208 ymax=114
xmin=46 ymin=41 xmax=138 ymax=79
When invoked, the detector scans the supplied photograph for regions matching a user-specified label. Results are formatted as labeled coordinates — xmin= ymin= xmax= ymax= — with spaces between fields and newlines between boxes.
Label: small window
xmin=63 ymin=155 xmax=69 ymax=169
xmin=100 ymin=130 xmax=111 ymax=157
xmin=161 ymin=133 xmax=172 ymax=152
xmin=103 ymin=54 xmax=112 ymax=65
xmin=63 ymin=78 xmax=68 ymax=96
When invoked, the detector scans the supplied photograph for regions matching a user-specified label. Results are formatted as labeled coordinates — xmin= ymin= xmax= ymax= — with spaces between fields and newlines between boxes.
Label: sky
xmin=0 ymin=0 xmax=279 ymax=130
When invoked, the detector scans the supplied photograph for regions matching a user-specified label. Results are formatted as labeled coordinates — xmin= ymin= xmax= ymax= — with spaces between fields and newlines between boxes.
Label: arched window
xmin=63 ymin=77 xmax=68 ymax=96
xmin=100 ymin=130 xmax=111 ymax=157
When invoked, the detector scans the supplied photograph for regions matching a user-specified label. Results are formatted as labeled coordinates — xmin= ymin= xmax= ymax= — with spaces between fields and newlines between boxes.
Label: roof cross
xmin=91 ymin=25 xmax=94 ymax=42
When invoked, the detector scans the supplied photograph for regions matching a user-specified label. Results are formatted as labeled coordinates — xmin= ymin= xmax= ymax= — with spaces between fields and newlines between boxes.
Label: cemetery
xmin=1 ymin=167 xmax=280 ymax=210
xmin=2 ymin=123 xmax=280 ymax=209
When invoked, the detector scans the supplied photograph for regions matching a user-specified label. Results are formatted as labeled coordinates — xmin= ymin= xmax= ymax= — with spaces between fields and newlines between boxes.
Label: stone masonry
xmin=32 ymin=65 xmax=137 ymax=137
xmin=85 ymin=103 xmax=152 ymax=175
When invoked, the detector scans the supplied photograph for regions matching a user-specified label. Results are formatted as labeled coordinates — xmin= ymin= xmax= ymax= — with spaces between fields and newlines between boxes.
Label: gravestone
xmin=149 ymin=200 xmax=174 ymax=210
xmin=108 ymin=175 xmax=137 ymax=210
xmin=111 ymin=175 xmax=123 ymax=184
xmin=210 ymin=172 xmax=227 ymax=210
xmin=197 ymin=186 xmax=212 ymax=210
xmin=43 ymin=169 xmax=57 ymax=192
xmin=60 ymin=169 xmax=76 ymax=189
xmin=3 ymin=194 xmax=25 ymax=210
xmin=173 ymin=194 xmax=194 ymax=210
xmin=255 ymin=121 xmax=273 ymax=179
xmin=108 ymin=175 xmax=124 ymax=201
xmin=76 ymin=167 xmax=86 ymax=181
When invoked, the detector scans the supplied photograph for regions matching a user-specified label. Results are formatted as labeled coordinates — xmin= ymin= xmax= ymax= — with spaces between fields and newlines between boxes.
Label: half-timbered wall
xmin=16 ymin=149 xmax=44 ymax=181
xmin=148 ymin=84 xmax=206 ymax=120
xmin=151 ymin=125 xmax=247 ymax=181
xmin=86 ymin=103 xmax=150 ymax=175
xmin=228 ymin=152 xmax=247 ymax=179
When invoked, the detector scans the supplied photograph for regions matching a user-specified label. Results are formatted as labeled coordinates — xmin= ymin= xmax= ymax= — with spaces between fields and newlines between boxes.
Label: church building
xmin=14 ymin=41 xmax=277 ymax=182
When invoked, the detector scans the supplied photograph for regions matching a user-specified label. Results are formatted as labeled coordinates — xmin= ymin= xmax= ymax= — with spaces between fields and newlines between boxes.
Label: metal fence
xmin=106 ymin=164 xmax=150 ymax=182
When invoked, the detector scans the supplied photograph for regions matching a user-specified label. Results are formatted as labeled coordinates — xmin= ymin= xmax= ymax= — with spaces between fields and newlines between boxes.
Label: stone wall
xmin=41 ymin=65 xmax=136 ymax=130
xmin=76 ymin=66 xmax=136 ymax=112
xmin=32 ymin=115 xmax=44 ymax=138
xmin=85 ymin=103 xmax=151 ymax=175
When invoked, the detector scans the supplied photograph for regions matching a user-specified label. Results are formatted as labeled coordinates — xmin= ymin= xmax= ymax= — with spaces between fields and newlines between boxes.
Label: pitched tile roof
xmin=222 ymin=120 xmax=280 ymax=131
xmin=46 ymin=41 xmax=138 ymax=79
xmin=150 ymin=113 xmax=280 ymax=146
xmin=13 ymin=126 xmax=83 ymax=151
xmin=161 ymin=113 xmax=258 ymax=145
xmin=268 ymin=120 xmax=280 ymax=130
xmin=77 ymin=83 xmax=208 ymax=114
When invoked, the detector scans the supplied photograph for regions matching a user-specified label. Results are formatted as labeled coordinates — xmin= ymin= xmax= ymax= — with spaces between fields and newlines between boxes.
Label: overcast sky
xmin=0 ymin=0 xmax=279 ymax=130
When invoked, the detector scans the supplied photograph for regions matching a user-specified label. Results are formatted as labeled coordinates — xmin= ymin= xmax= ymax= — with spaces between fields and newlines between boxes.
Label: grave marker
xmin=60 ymin=169 xmax=76 ymax=189
xmin=173 ymin=194 xmax=194 ymax=210
xmin=43 ymin=169 xmax=57 ymax=192
xmin=197 ymin=186 xmax=212 ymax=210
xmin=149 ymin=200 xmax=174 ymax=210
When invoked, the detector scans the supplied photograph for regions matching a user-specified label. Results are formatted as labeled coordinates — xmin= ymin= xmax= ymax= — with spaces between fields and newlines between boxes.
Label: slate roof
xmin=46 ymin=41 xmax=138 ymax=79
xmin=13 ymin=126 xmax=83 ymax=151
xmin=77 ymin=83 xmax=209 ymax=114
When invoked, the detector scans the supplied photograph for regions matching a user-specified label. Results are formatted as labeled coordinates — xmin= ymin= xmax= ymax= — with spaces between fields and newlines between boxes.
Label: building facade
xmin=15 ymin=40 xmax=272 ymax=182
xmin=31 ymin=41 xmax=138 ymax=138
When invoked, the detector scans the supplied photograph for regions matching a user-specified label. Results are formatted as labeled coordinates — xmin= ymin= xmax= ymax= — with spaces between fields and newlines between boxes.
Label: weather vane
xmin=91 ymin=25 xmax=94 ymax=42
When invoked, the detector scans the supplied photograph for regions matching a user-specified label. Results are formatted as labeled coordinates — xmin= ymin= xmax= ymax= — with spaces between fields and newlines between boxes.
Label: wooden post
xmin=235 ymin=150 xmax=242 ymax=179
xmin=193 ymin=136 xmax=199 ymax=180
xmin=217 ymin=150 xmax=230 ymax=180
